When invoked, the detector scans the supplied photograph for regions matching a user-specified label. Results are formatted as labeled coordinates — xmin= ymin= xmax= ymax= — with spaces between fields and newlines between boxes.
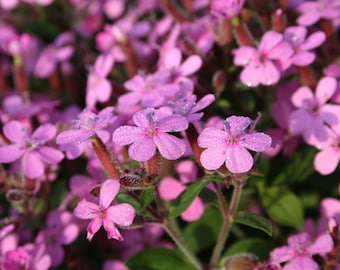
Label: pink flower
xmin=34 ymin=32 xmax=74 ymax=78
xmin=270 ymin=232 xmax=333 ymax=270
xmin=197 ymin=116 xmax=272 ymax=173
xmin=233 ymin=31 xmax=293 ymax=87
xmin=73 ymin=179 xmax=135 ymax=241
xmin=56 ymin=107 xmax=116 ymax=145
xmin=112 ymin=108 xmax=188 ymax=161
xmin=0 ymin=121 xmax=64 ymax=178
xmin=211 ymin=0 xmax=245 ymax=18
xmin=289 ymin=77 xmax=340 ymax=147
xmin=281 ymin=26 xmax=326 ymax=69
xmin=86 ymin=54 xmax=114 ymax=109
xmin=297 ymin=0 xmax=340 ymax=26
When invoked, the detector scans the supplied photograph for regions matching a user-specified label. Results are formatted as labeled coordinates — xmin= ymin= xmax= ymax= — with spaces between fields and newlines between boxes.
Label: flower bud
xmin=224 ymin=253 xmax=259 ymax=270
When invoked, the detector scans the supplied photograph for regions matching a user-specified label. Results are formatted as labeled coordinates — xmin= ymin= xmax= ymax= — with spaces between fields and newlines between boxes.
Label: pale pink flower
xmin=211 ymin=0 xmax=245 ymax=18
xmin=112 ymin=108 xmax=188 ymax=161
xmin=198 ymin=116 xmax=271 ymax=173
xmin=289 ymin=76 xmax=340 ymax=147
xmin=73 ymin=179 xmax=135 ymax=241
xmin=270 ymin=232 xmax=333 ymax=270
xmin=233 ymin=31 xmax=293 ymax=87
xmin=0 ymin=121 xmax=64 ymax=179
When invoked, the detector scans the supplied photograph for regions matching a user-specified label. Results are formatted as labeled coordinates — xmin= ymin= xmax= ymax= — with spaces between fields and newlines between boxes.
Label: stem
xmin=209 ymin=178 xmax=244 ymax=269
xmin=163 ymin=218 xmax=203 ymax=270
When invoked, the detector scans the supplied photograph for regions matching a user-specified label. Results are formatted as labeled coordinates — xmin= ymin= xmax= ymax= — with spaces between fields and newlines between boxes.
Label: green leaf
xmin=222 ymin=238 xmax=275 ymax=262
xmin=183 ymin=207 xmax=223 ymax=253
xmin=259 ymin=186 xmax=304 ymax=230
xmin=168 ymin=179 xmax=209 ymax=218
xmin=125 ymin=247 xmax=196 ymax=270
xmin=234 ymin=212 xmax=272 ymax=236
xmin=139 ymin=188 xmax=154 ymax=211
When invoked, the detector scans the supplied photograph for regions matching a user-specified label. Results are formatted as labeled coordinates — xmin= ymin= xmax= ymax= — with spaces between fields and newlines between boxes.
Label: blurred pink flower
xmin=270 ymin=232 xmax=333 ymax=270
xmin=211 ymin=0 xmax=245 ymax=18
xmin=74 ymin=179 xmax=135 ymax=241
xmin=233 ymin=31 xmax=293 ymax=87
xmin=198 ymin=116 xmax=271 ymax=173
xmin=0 ymin=121 xmax=64 ymax=178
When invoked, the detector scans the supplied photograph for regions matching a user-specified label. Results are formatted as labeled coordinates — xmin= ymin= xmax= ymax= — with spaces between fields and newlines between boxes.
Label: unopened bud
xmin=272 ymin=9 xmax=287 ymax=33
xmin=213 ymin=70 xmax=226 ymax=97
xmin=6 ymin=188 xmax=31 ymax=202
xmin=119 ymin=173 xmax=144 ymax=190
xmin=224 ymin=253 xmax=259 ymax=270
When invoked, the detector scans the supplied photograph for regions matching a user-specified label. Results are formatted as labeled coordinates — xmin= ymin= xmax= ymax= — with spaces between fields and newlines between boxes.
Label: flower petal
xmin=198 ymin=127 xmax=226 ymax=148
xmin=100 ymin=179 xmax=120 ymax=209
xmin=37 ymin=146 xmax=64 ymax=164
xmin=87 ymin=217 xmax=102 ymax=241
xmin=154 ymin=133 xmax=186 ymax=160
xmin=106 ymin=203 xmax=135 ymax=227
xmin=241 ymin=133 xmax=272 ymax=152
xmin=129 ymin=138 xmax=156 ymax=161
xmin=315 ymin=77 xmax=337 ymax=106
xmin=32 ymin=124 xmax=57 ymax=143
xmin=200 ymin=147 xmax=226 ymax=170
xmin=158 ymin=177 xmax=185 ymax=200
xmin=314 ymin=148 xmax=339 ymax=175
xmin=56 ymin=129 xmax=93 ymax=144
xmin=225 ymin=146 xmax=253 ymax=173
xmin=179 ymin=55 xmax=202 ymax=77
xmin=112 ymin=126 xmax=143 ymax=145
xmin=3 ymin=121 xmax=26 ymax=143
xmin=0 ymin=144 xmax=24 ymax=163
xmin=74 ymin=199 xmax=99 ymax=220
xmin=181 ymin=197 xmax=204 ymax=222
xmin=22 ymin=151 xmax=44 ymax=178
xmin=307 ymin=233 xmax=334 ymax=254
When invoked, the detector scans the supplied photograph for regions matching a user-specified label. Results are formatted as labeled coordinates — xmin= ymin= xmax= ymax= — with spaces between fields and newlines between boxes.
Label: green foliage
xmin=139 ymin=188 xmax=154 ymax=211
xmin=258 ymin=185 xmax=304 ymax=230
xmin=183 ymin=207 xmax=223 ymax=253
xmin=234 ymin=212 xmax=272 ymax=236
xmin=125 ymin=247 xmax=196 ymax=270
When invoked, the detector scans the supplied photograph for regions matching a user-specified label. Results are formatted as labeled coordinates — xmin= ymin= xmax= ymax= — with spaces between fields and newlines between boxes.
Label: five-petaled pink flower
xmin=0 ymin=121 xmax=64 ymax=178
xmin=270 ymin=232 xmax=333 ymax=270
xmin=197 ymin=116 xmax=271 ymax=173
xmin=73 ymin=179 xmax=135 ymax=241
xmin=112 ymin=107 xmax=188 ymax=161
xmin=233 ymin=31 xmax=293 ymax=87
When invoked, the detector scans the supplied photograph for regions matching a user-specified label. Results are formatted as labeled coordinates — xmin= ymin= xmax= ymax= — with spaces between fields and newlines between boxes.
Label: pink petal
xmin=0 ymin=144 xmax=24 ymax=163
xmin=292 ymin=51 xmax=315 ymax=66
xmin=163 ymin=48 xmax=182 ymax=69
xmin=74 ymin=199 xmax=99 ymax=220
xmin=106 ymin=203 xmax=135 ymax=226
xmin=37 ymin=146 xmax=64 ymax=164
xmin=233 ymin=46 xmax=256 ymax=66
xmin=112 ymin=126 xmax=143 ymax=145
xmin=124 ymin=75 xmax=145 ymax=92
xmin=158 ymin=115 xmax=188 ymax=132
xmin=93 ymin=78 xmax=112 ymax=103
xmin=87 ymin=217 xmax=102 ymax=241
xmin=267 ymin=41 xmax=293 ymax=60
xmin=179 ymin=55 xmax=202 ymax=77
xmin=3 ymin=121 xmax=26 ymax=143
xmin=56 ymin=129 xmax=93 ymax=144
xmin=129 ymin=138 xmax=156 ymax=161
xmin=32 ymin=124 xmax=57 ymax=142
xmin=118 ymin=92 xmax=142 ymax=106
xmin=321 ymin=198 xmax=340 ymax=218
xmin=22 ymin=151 xmax=44 ymax=178
xmin=297 ymin=12 xmax=321 ymax=26
xmin=270 ymin=246 xmax=295 ymax=263
xmin=307 ymin=233 xmax=333 ymax=254
xmin=100 ymin=179 xmax=120 ymax=209
xmin=291 ymin=86 xmax=314 ymax=109
xmin=94 ymin=54 xmax=114 ymax=77
xmin=225 ymin=116 xmax=251 ymax=136
xmin=198 ymin=127 xmax=226 ymax=148
xmin=225 ymin=146 xmax=253 ymax=173
xmin=289 ymin=109 xmax=312 ymax=135
xmin=102 ymin=218 xmax=122 ymax=240
xmin=181 ymin=197 xmax=204 ymax=222
xmin=240 ymin=64 xmax=261 ymax=87
xmin=259 ymin=61 xmax=281 ymax=85
xmin=301 ymin=31 xmax=326 ymax=51
xmin=200 ymin=147 xmax=226 ymax=170
xmin=158 ymin=177 xmax=185 ymax=200
xmin=241 ymin=133 xmax=272 ymax=152
xmin=55 ymin=46 xmax=73 ymax=62
xmin=284 ymin=256 xmax=319 ymax=270
xmin=154 ymin=133 xmax=186 ymax=160
xmin=259 ymin=31 xmax=283 ymax=53
xmin=315 ymin=77 xmax=337 ymax=106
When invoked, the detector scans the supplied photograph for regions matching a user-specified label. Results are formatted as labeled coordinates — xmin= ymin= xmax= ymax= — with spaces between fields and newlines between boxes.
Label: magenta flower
xmin=34 ymin=32 xmax=74 ymax=78
xmin=0 ymin=121 xmax=64 ymax=178
xmin=281 ymin=26 xmax=326 ymax=69
xmin=289 ymin=77 xmax=340 ymax=147
xmin=270 ymin=232 xmax=333 ymax=270
xmin=112 ymin=108 xmax=188 ymax=161
xmin=211 ymin=0 xmax=245 ymax=18
xmin=73 ymin=179 xmax=135 ymax=241
xmin=56 ymin=107 xmax=116 ymax=145
xmin=233 ymin=31 xmax=293 ymax=87
xmin=1 ymin=243 xmax=51 ymax=270
xmin=86 ymin=54 xmax=114 ymax=109
xmin=35 ymin=210 xmax=79 ymax=266
xmin=197 ymin=116 xmax=271 ymax=173
xmin=297 ymin=0 xmax=340 ymax=26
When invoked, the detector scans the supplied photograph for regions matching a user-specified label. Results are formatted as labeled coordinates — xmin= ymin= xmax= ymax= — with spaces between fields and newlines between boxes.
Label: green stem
xmin=163 ymin=218 xmax=203 ymax=270
xmin=209 ymin=179 xmax=244 ymax=269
